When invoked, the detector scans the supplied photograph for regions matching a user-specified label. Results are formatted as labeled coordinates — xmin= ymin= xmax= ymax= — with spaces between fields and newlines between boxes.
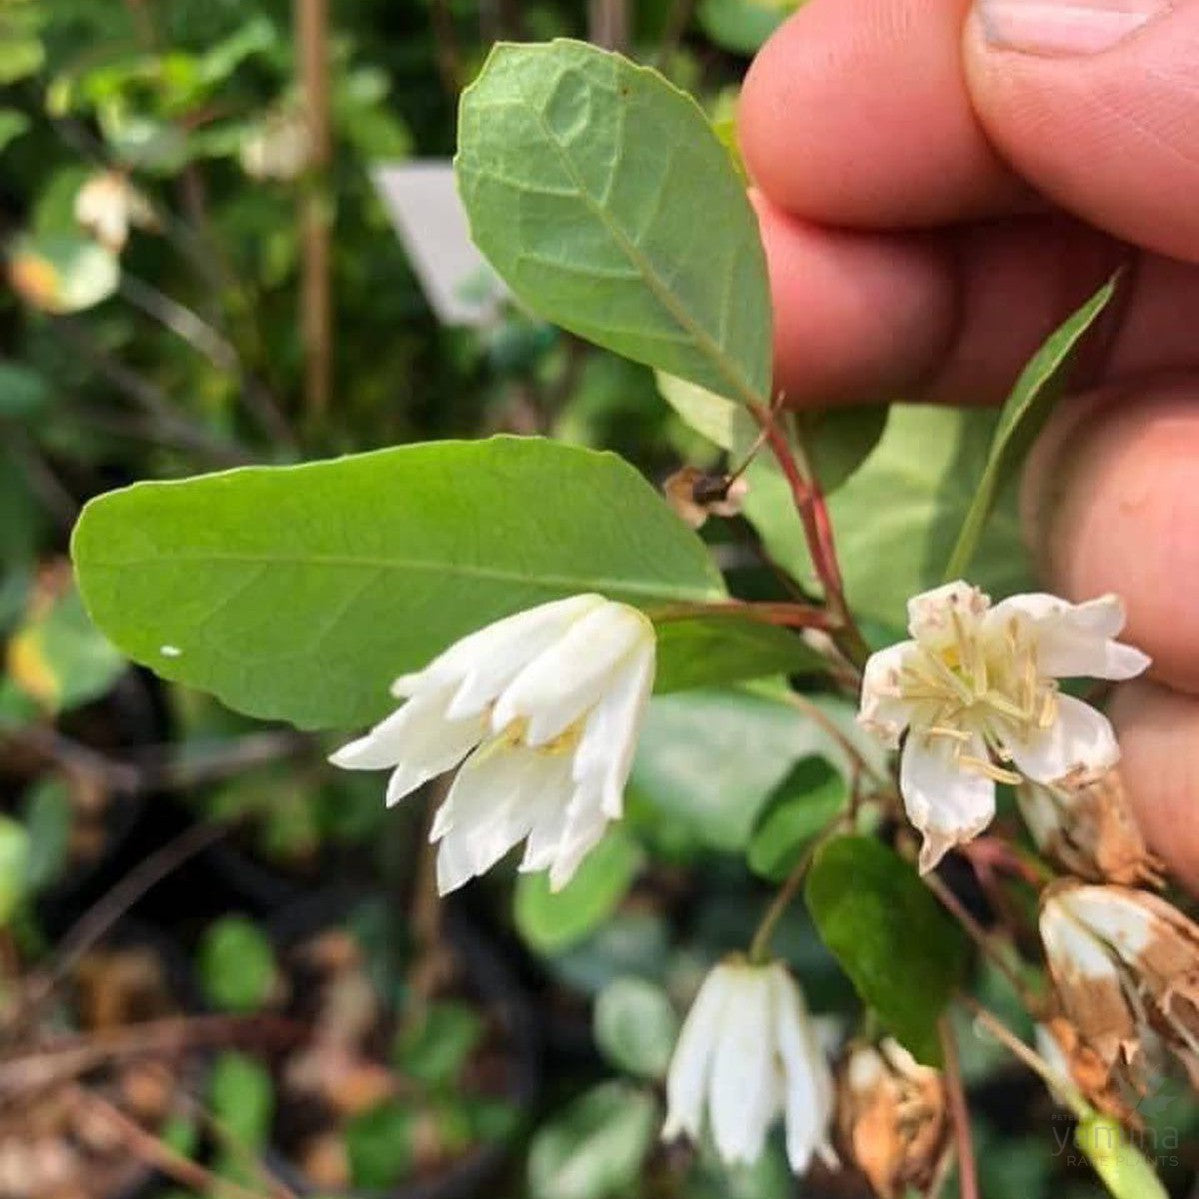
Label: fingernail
xmin=978 ymin=0 xmax=1170 ymax=56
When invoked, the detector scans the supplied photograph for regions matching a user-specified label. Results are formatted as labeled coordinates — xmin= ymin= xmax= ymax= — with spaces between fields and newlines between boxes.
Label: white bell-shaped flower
xmin=330 ymin=594 xmax=655 ymax=895
xmin=663 ymin=959 xmax=835 ymax=1174
xmin=858 ymin=583 xmax=1149 ymax=872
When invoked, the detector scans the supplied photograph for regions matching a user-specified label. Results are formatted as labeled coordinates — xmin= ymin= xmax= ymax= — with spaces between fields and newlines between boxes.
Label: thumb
xmin=964 ymin=0 xmax=1199 ymax=263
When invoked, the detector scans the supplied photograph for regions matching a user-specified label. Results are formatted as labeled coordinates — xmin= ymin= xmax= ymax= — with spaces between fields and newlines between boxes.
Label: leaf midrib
xmin=83 ymin=549 xmax=720 ymax=602
xmin=506 ymin=59 xmax=767 ymax=409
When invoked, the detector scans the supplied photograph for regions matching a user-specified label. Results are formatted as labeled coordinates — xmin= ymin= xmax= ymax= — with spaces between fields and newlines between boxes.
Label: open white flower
xmin=858 ymin=583 xmax=1149 ymax=873
xmin=330 ymin=594 xmax=655 ymax=895
xmin=663 ymin=959 xmax=835 ymax=1174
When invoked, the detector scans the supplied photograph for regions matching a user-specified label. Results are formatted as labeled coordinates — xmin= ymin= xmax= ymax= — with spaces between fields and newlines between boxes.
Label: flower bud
xmin=835 ymin=1039 xmax=947 ymax=1199
xmin=1017 ymin=768 xmax=1162 ymax=886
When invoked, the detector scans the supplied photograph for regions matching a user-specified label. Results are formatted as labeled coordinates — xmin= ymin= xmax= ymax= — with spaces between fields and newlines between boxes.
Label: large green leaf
xmin=944 ymin=276 xmax=1118 ymax=579
xmin=72 ymin=438 xmax=794 ymax=729
xmin=457 ymin=41 xmax=772 ymax=406
xmin=804 ymin=836 xmax=968 ymax=1064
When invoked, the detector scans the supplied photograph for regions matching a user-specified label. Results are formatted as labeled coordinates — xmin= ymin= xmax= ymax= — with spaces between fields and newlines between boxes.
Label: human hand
xmin=737 ymin=0 xmax=1199 ymax=888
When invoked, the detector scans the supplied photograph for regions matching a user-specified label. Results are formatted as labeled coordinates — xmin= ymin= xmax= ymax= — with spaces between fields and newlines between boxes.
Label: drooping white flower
xmin=74 ymin=171 xmax=157 ymax=252
xmin=330 ymin=594 xmax=655 ymax=895
xmin=858 ymin=583 xmax=1149 ymax=872
xmin=663 ymin=959 xmax=835 ymax=1174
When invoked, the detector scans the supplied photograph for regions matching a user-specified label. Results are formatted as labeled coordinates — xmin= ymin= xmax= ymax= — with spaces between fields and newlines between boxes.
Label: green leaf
xmin=0 ymin=817 xmax=29 ymax=925
xmin=943 ymin=276 xmax=1118 ymax=580
xmin=593 ymin=977 xmax=679 ymax=1080
xmin=346 ymin=1103 xmax=416 ymax=1190
xmin=0 ymin=110 xmax=30 ymax=153
xmin=8 ymin=234 xmax=119 ymax=314
xmin=395 ymin=1000 xmax=484 ymax=1088
xmin=515 ymin=827 xmax=642 ymax=954
xmin=71 ymin=437 xmax=791 ymax=730
xmin=21 ymin=778 xmax=72 ymax=893
xmin=1075 ymin=1115 xmax=1169 ymax=1199
xmin=7 ymin=585 xmax=125 ymax=715
xmin=208 ymin=1051 xmax=274 ymax=1151
xmin=631 ymin=689 xmax=857 ymax=852
xmin=747 ymin=757 xmax=847 ymax=882
xmin=756 ymin=405 xmax=1034 ymax=628
xmin=0 ymin=37 xmax=44 ymax=85
xmin=698 ymin=0 xmax=797 ymax=54
xmin=457 ymin=40 xmax=772 ymax=405
xmin=804 ymin=836 xmax=968 ymax=1064
xmin=198 ymin=917 xmax=277 ymax=1013
xmin=527 ymin=1081 xmax=659 ymax=1199
xmin=0 ymin=362 xmax=49 ymax=419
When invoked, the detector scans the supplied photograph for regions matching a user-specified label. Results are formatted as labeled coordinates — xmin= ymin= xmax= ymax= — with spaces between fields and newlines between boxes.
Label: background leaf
xmin=72 ymin=437 xmax=793 ymax=730
xmin=593 ymin=977 xmax=679 ymax=1080
xmin=198 ymin=915 xmax=278 ymax=1012
xmin=527 ymin=1081 xmax=659 ymax=1199
xmin=747 ymin=756 xmax=846 ymax=881
xmin=630 ymin=688 xmax=864 ymax=852
xmin=804 ymin=836 xmax=968 ymax=1064
xmin=515 ymin=828 xmax=643 ymax=954
xmin=943 ymin=276 xmax=1118 ymax=580
xmin=457 ymin=40 xmax=772 ymax=405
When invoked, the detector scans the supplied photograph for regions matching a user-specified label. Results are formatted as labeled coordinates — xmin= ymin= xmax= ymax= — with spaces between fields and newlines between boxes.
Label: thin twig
xmin=66 ymin=1085 xmax=273 ymax=1199
xmin=938 ymin=1015 xmax=979 ymax=1199
xmin=649 ymin=598 xmax=836 ymax=631
xmin=747 ymin=821 xmax=844 ymax=964
xmin=748 ymin=401 xmax=870 ymax=669
xmin=27 ymin=821 xmax=229 ymax=1007
xmin=5 ymin=429 xmax=78 ymax=528
xmin=119 ymin=274 xmax=248 ymax=377
xmin=0 ymin=1014 xmax=305 ymax=1096
xmin=656 ymin=0 xmax=699 ymax=66
xmin=963 ymin=998 xmax=1089 ymax=1118
xmin=922 ymin=870 xmax=1043 ymax=1015
xmin=430 ymin=0 xmax=465 ymax=94
xmin=776 ymin=689 xmax=888 ymax=786
xmin=296 ymin=0 xmax=332 ymax=423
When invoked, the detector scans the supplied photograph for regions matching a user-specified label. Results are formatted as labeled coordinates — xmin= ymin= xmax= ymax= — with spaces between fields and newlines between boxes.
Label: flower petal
xmin=708 ymin=967 xmax=778 ymax=1165
xmin=392 ymin=594 xmax=605 ymax=699
xmin=770 ymin=964 xmax=835 ymax=1174
xmin=907 ymin=581 xmax=989 ymax=648
xmin=663 ymin=966 xmax=733 ymax=1145
xmin=1007 ymin=695 xmax=1119 ymax=784
xmin=432 ymin=741 xmax=573 ymax=894
xmin=858 ymin=641 xmax=919 ymax=748
xmin=494 ymin=602 xmax=654 ymax=745
xmin=329 ymin=687 xmax=486 ymax=806
xmin=900 ymin=733 xmax=996 ymax=873
xmin=546 ymin=791 xmax=610 ymax=892
xmin=572 ymin=638 xmax=656 ymax=819
xmin=991 ymin=593 xmax=1149 ymax=681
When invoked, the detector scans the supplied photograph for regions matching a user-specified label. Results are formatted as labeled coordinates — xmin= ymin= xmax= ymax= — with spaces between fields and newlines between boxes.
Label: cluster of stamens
xmin=891 ymin=612 xmax=1060 ymax=784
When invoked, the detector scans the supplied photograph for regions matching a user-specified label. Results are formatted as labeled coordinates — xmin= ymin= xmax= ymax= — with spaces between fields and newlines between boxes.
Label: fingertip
xmin=752 ymin=193 xmax=956 ymax=404
xmin=1110 ymin=680 xmax=1199 ymax=895
xmin=740 ymin=0 xmax=1021 ymax=226
xmin=1024 ymin=380 xmax=1199 ymax=694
